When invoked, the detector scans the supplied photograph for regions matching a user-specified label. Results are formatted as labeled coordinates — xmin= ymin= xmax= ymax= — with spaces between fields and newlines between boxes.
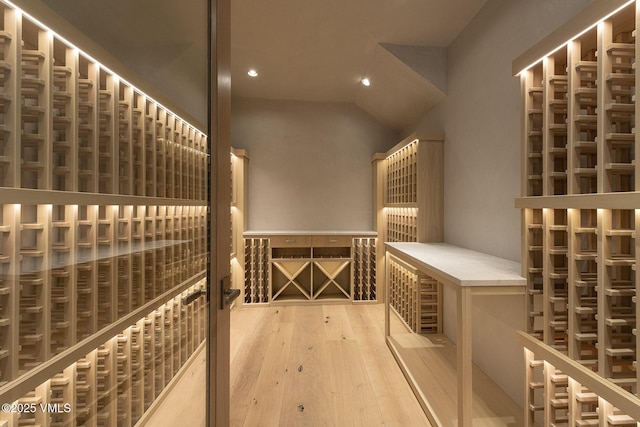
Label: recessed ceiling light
xmin=248 ymin=69 xmax=258 ymax=77
xmin=361 ymin=77 xmax=371 ymax=87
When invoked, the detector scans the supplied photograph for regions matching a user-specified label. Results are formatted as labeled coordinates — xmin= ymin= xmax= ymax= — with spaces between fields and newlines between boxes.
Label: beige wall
xmin=408 ymin=0 xmax=593 ymax=260
xmin=231 ymin=97 xmax=398 ymax=231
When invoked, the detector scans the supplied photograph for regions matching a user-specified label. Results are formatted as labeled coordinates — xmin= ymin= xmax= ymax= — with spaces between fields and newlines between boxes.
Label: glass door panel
xmin=0 ymin=0 xmax=219 ymax=425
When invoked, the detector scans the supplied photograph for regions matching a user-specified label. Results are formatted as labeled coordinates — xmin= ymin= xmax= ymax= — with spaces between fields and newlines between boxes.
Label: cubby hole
xmin=97 ymin=205 xmax=113 ymax=329
xmin=132 ymin=91 xmax=144 ymax=196
xmin=527 ymin=63 xmax=543 ymax=196
xmin=98 ymin=68 xmax=114 ymax=194
xmin=604 ymin=7 xmax=635 ymax=193
xmin=130 ymin=321 xmax=143 ymax=423
xmin=96 ymin=341 xmax=115 ymax=425
xmin=142 ymin=314 xmax=154 ymax=409
xmin=144 ymin=98 xmax=156 ymax=197
xmin=52 ymin=37 xmax=73 ymax=191
xmin=155 ymin=107 xmax=171 ymax=199
xmin=117 ymin=205 xmax=131 ymax=318
xmin=548 ymin=48 xmax=568 ymax=196
xmin=572 ymin=31 xmax=598 ymax=194
xmin=525 ymin=353 xmax=544 ymax=423
xmin=313 ymin=246 xmax=350 ymax=258
xmin=0 ymin=206 xmax=10 ymax=384
xmin=353 ymin=238 xmax=376 ymax=301
xmin=271 ymin=261 xmax=311 ymax=301
xmin=548 ymin=209 xmax=568 ymax=352
xmin=547 ymin=368 xmax=569 ymax=425
xmin=171 ymin=207 xmax=182 ymax=285
xmin=526 ymin=209 xmax=543 ymax=338
xmin=151 ymin=206 xmax=166 ymax=295
xmin=129 ymin=206 xmax=143 ymax=309
xmin=153 ymin=310 xmax=163 ymax=398
xmin=271 ymin=246 xmax=311 ymax=259
xmin=244 ymin=238 xmax=269 ymax=304
xmin=75 ymin=354 xmax=95 ymax=425
xmin=76 ymin=205 xmax=95 ymax=341
xmin=603 ymin=209 xmax=636 ymax=392
xmin=18 ymin=204 xmax=46 ymax=373
xmin=118 ymin=82 xmax=133 ymax=196
xmin=77 ymin=55 xmax=96 ymax=193
xmin=145 ymin=206 xmax=157 ymax=300
xmin=116 ymin=332 xmax=131 ymax=425
xmin=312 ymin=261 xmax=350 ymax=300
xmin=572 ymin=209 xmax=599 ymax=370
xmin=0 ymin=13 xmax=12 ymax=188
xmin=167 ymin=114 xmax=181 ymax=199
xmin=51 ymin=205 xmax=72 ymax=357
xmin=419 ymin=276 xmax=440 ymax=334
xmin=20 ymin=20 xmax=47 ymax=190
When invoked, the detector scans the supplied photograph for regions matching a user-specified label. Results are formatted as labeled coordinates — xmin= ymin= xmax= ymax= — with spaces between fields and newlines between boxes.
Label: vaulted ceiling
xmin=231 ymin=0 xmax=487 ymax=130
xmin=29 ymin=0 xmax=487 ymax=131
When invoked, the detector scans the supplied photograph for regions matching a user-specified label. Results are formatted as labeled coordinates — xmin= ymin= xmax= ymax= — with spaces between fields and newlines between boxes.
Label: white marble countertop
xmin=244 ymin=230 xmax=377 ymax=236
xmin=386 ymin=242 xmax=525 ymax=288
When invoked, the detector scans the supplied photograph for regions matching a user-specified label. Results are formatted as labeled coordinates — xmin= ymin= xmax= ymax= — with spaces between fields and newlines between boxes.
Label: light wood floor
xmin=230 ymin=303 xmax=431 ymax=427
xmin=142 ymin=303 xmax=431 ymax=426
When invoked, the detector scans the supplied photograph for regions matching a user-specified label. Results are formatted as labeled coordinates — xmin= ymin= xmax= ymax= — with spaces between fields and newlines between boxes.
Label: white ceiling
xmin=32 ymin=0 xmax=487 ymax=131
xmin=231 ymin=0 xmax=487 ymax=129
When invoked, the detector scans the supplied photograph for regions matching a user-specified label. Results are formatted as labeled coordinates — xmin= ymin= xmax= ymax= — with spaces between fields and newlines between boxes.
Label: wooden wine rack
xmin=372 ymin=132 xmax=443 ymax=303
xmin=243 ymin=237 xmax=269 ymax=304
xmin=387 ymin=253 xmax=441 ymax=334
xmin=243 ymin=232 xmax=377 ymax=304
xmin=0 ymin=281 xmax=206 ymax=427
xmin=520 ymin=332 xmax=640 ymax=426
xmin=515 ymin=1 xmax=640 ymax=424
xmin=385 ymin=207 xmax=418 ymax=243
xmin=0 ymin=1 xmax=210 ymax=425
xmin=353 ymin=237 xmax=377 ymax=301
xmin=373 ymin=133 xmax=443 ymax=243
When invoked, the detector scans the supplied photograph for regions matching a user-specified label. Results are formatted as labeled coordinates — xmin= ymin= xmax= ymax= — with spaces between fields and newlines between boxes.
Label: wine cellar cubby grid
xmin=385 ymin=139 xmax=418 ymax=205
xmin=0 ymin=281 xmax=206 ymax=427
xmin=243 ymin=238 xmax=269 ymax=304
xmin=353 ymin=237 xmax=377 ymax=301
xmin=373 ymin=133 xmax=443 ymax=304
xmin=1 ymin=202 xmax=207 ymax=385
xmin=516 ymin=1 xmax=640 ymax=424
xmin=522 ymin=338 xmax=639 ymax=427
xmin=242 ymin=233 xmax=377 ymax=305
xmin=377 ymin=134 xmax=443 ymax=244
xmin=385 ymin=207 xmax=418 ymax=243
xmin=387 ymin=254 xmax=441 ymax=335
xmin=0 ymin=1 xmax=210 ymax=425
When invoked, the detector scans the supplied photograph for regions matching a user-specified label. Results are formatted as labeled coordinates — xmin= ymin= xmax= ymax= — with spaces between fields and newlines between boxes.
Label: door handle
xmin=182 ymin=288 xmax=207 ymax=305
xmin=221 ymin=276 xmax=240 ymax=308
xmin=223 ymin=288 xmax=241 ymax=307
